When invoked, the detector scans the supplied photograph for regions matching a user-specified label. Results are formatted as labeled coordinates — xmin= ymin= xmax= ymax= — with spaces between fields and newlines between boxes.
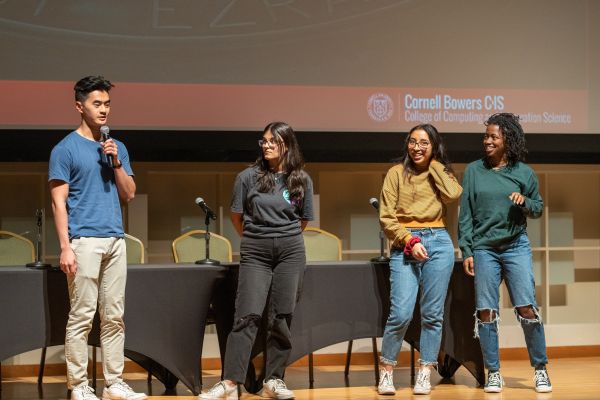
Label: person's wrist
xmin=403 ymin=236 xmax=422 ymax=256
xmin=113 ymin=159 xmax=122 ymax=169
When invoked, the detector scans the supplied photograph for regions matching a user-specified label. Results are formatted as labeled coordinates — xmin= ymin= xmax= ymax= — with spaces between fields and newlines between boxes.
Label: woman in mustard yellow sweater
xmin=377 ymin=124 xmax=462 ymax=396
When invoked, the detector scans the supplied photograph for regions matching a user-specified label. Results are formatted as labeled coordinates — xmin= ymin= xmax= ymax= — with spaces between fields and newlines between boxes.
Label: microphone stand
xmin=369 ymin=200 xmax=389 ymax=263
xmin=195 ymin=211 xmax=220 ymax=265
xmin=371 ymin=229 xmax=390 ymax=263
xmin=27 ymin=209 xmax=52 ymax=269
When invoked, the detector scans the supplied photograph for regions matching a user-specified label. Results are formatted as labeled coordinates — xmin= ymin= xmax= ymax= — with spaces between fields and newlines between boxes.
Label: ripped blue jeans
xmin=473 ymin=233 xmax=548 ymax=371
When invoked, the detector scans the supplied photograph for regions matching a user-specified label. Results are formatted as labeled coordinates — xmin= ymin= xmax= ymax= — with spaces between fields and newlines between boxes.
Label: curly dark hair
xmin=484 ymin=113 xmax=527 ymax=168
xmin=399 ymin=124 xmax=454 ymax=181
xmin=74 ymin=76 xmax=114 ymax=102
xmin=253 ymin=122 xmax=309 ymax=204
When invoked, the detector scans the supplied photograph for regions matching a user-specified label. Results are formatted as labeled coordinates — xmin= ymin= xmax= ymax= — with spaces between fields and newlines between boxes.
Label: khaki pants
xmin=65 ymin=237 xmax=127 ymax=389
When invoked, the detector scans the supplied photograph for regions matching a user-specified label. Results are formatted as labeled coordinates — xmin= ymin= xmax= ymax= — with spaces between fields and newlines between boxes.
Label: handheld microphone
xmin=100 ymin=125 xmax=114 ymax=168
xmin=369 ymin=197 xmax=380 ymax=211
xmin=195 ymin=197 xmax=217 ymax=220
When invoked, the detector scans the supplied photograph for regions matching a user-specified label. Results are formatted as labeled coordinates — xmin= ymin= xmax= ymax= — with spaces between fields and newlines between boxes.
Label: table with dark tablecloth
xmin=0 ymin=267 xmax=48 ymax=363
xmin=46 ymin=264 xmax=226 ymax=395
xmin=0 ymin=264 xmax=225 ymax=395
xmin=1 ymin=261 xmax=483 ymax=395
xmin=213 ymin=260 xmax=484 ymax=392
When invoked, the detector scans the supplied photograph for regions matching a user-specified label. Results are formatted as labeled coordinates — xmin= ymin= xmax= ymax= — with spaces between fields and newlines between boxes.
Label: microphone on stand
xmin=194 ymin=197 xmax=220 ymax=265
xmin=369 ymin=197 xmax=379 ymax=211
xmin=100 ymin=125 xmax=114 ymax=168
xmin=26 ymin=209 xmax=52 ymax=269
xmin=369 ymin=197 xmax=389 ymax=263
xmin=195 ymin=197 xmax=217 ymax=220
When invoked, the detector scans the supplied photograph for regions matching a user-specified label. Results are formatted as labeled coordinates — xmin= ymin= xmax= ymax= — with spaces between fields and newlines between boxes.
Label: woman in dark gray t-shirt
xmin=200 ymin=122 xmax=313 ymax=400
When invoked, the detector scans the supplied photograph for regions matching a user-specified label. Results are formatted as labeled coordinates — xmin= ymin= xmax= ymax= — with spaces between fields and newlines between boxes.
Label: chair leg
xmin=344 ymin=340 xmax=353 ymax=376
xmin=199 ymin=359 xmax=203 ymax=391
xmin=147 ymin=369 xmax=152 ymax=383
xmin=92 ymin=346 xmax=97 ymax=389
xmin=38 ymin=346 xmax=47 ymax=384
xmin=308 ymin=353 xmax=314 ymax=388
xmin=371 ymin=337 xmax=379 ymax=384
xmin=410 ymin=344 xmax=415 ymax=386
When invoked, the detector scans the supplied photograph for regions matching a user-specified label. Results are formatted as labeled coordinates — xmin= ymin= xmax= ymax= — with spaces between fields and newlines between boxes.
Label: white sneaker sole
xmin=535 ymin=385 xmax=552 ymax=393
xmin=198 ymin=394 xmax=238 ymax=400
xmin=102 ymin=394 xmax=147 ymax=400
xmin=413 ymin=387 xmax=431 ymax=395
xmin=484 ymin=387 xmax=503 ymax=393
xmin=259 ymin=388 xmax=294 ymax=400
xmin=377 ymin=388 xmax=396 ymax=395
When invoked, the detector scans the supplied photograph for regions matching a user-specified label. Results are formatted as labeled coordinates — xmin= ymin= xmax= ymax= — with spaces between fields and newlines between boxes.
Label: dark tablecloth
xmin=0 ymin=267 xmax=48 ymax=362
xmin=46 ymin=264 xmax=225 ymax=394
xmin=1 ymin=261 xmax=483 ymax=395
xmin=0 ymin=264 xmax=225 ymax=395
xmin=214 ymin=261 xmax=484 ymax=391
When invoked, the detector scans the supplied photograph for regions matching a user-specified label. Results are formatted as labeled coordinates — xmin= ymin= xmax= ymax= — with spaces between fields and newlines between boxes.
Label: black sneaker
xmin=484 ymin=371 xmax=504 ymax=393
xmin=534 ymin=368 xmax=552 ymax=393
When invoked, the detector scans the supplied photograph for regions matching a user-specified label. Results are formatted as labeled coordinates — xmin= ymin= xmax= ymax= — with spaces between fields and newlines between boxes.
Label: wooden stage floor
xmin=1 ymin=357 xmax=599 ymax=399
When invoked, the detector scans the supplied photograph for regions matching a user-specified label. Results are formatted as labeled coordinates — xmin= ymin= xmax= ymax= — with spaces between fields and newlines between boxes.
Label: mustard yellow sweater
xmin=379 ymin=159 xmax=463 ymax=248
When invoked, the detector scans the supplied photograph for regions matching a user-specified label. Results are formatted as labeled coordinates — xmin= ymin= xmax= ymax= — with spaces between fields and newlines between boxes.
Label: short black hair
xmin=484 ymin=113 xmax=527 ymax=167
xmin=74 ymin=76 xmax=114 ymax=102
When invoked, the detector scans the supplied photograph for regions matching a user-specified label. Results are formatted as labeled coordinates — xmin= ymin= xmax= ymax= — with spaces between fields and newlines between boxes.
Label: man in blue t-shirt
xmin=48 ymin=76 xmax=146 ymax=400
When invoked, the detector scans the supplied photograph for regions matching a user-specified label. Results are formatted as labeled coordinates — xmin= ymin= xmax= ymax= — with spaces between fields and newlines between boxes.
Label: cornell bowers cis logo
xmin=367 ymin=93 xmax=394 ymax=122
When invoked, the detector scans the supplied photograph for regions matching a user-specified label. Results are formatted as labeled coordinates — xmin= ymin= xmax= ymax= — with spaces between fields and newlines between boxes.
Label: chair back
xmin=172 ymin=230 xmax=233 ymax=263
xmin=124 ymin=233 xmax=145 ymax=264
xmin=303 ymin=227 xmax=342 ymax=261
xmin=0 ymin=230 xmax=35 ymax=266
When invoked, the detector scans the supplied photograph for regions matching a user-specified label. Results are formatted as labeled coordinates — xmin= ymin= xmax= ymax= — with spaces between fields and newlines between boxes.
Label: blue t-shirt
xmin=48 ymin=131 xmax=134 ymax=239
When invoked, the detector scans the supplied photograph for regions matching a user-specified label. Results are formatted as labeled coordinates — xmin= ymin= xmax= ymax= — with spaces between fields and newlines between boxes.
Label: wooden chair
xmin=302 ymin=227 xmax=342 ymax=262
xmin=0 ymin=230 xmax=35 ymax=266
xmin=124 ymin=233 xmax=145 ymax=264
xmin=172 ymin=230 xmax=233 ymax=263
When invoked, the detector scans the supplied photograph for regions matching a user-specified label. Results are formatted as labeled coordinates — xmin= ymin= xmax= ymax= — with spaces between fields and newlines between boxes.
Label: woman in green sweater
xmin=458 ymin=113 xmax=552 ymax=394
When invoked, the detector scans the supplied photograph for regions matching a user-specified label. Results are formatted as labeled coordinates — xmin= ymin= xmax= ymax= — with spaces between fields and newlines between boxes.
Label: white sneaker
xmin=534 ymin=368 xmax=552 ymax=393
xmin=484 ymin=371 xmax=504 ymax=393
xmin=260 ymin=378 xmax=295 ymax=399
xmin=71 ymin=385 xmax=99 ymax=400
xmin=198 ymin=381 xmax=239 ymax=400
xmin=377 ymin=369 xmax=395 ymax=395
xmin=413 ymin=368 xmax=432 ymax=395
xmin=102 ymin=381 xmax=147 ymax=400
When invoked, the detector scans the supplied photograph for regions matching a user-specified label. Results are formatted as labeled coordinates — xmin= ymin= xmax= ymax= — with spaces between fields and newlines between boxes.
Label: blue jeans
xmin=473 ymin=233 xmax=549 ymax=371
xmin=380 ymin=228 xmax=455 ymax=366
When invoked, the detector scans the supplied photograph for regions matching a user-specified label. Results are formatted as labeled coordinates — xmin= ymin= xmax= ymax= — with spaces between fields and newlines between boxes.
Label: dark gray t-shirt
xmin=231 ymin=166 xmax=314 ymax=238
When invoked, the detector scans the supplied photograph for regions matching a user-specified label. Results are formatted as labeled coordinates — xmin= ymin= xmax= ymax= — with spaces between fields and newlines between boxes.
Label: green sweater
xmin=458 ymin=159 xmax=543 ymax=258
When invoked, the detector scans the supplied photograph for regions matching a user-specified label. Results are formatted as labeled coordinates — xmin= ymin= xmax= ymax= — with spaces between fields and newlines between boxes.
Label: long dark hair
xmin=399 ymin=124 xmax=454 ymax=181
xmin=484 ymin=113 xmax=527 ymax=168
xmin=254 ymin=122 xmax=308 ymax=203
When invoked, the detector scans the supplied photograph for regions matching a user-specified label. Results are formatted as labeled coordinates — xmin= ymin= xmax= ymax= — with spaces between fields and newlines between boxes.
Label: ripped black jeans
xmin=223 ymin=234 xmax=306 ymax=383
